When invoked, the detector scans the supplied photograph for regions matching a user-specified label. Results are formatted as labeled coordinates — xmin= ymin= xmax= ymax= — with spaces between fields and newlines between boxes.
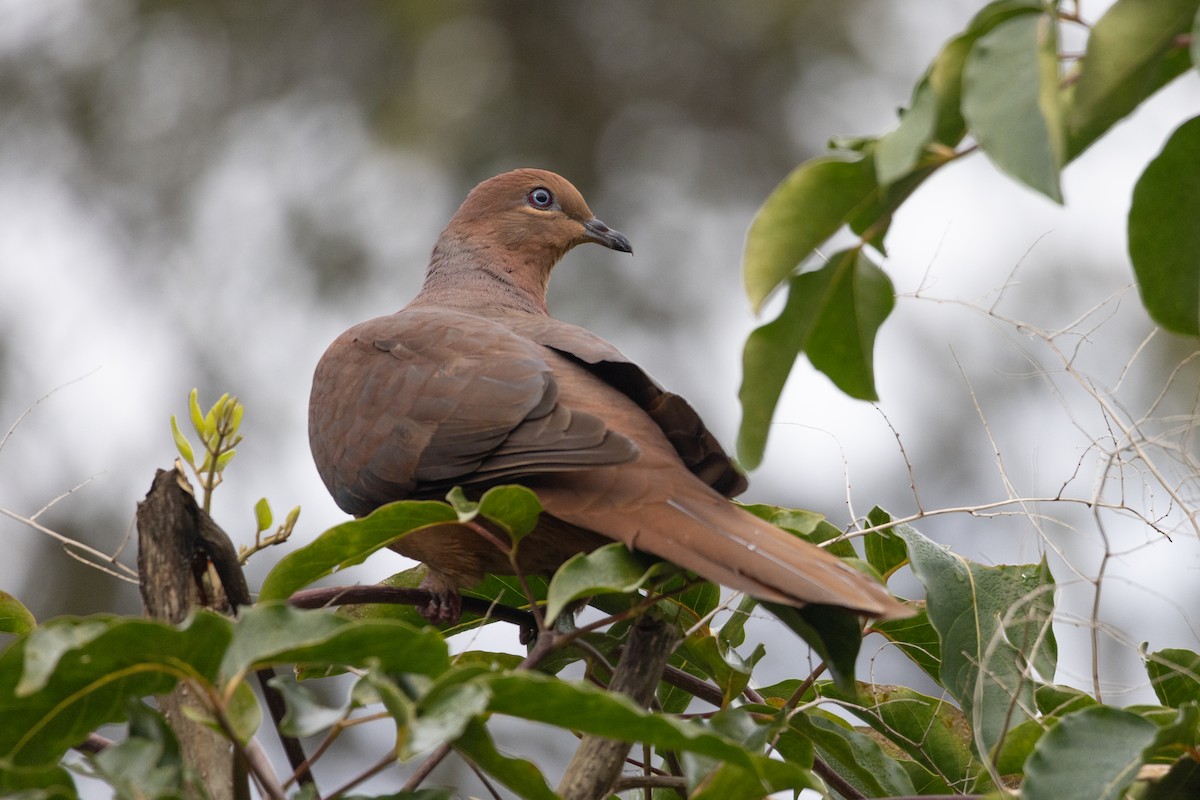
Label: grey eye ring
xmin=528 ymin=187 xmax=554 ymax=209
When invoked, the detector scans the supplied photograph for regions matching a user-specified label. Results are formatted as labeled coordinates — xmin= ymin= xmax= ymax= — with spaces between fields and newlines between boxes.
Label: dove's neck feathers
xmin=415 ymin=227 xmax=561 ymax=317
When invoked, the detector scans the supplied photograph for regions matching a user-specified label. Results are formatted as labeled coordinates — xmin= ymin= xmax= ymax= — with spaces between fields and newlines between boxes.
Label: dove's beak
xmin=582 ymin=217 xmax=633 ymax=254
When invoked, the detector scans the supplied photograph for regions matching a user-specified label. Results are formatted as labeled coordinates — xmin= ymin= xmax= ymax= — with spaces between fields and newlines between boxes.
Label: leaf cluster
xmin=739 ymin=0 xmax=1200 ymax=468
xmin=3 ymin=484 xmax=1198 ymax=798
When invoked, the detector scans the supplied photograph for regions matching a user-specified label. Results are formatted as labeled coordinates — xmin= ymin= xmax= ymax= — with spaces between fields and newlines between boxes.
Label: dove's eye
xmin=527 ymin=188 xmax=554 ymax=209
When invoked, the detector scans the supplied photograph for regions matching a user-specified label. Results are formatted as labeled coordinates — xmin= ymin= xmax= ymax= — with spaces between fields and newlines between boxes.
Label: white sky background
xmin=1 ymin=0 xmax=1199 ymax=793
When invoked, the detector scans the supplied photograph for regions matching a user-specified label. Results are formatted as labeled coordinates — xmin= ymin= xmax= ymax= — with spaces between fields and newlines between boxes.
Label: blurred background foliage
xmin=1 ymin=0 xmax=1198 ymax=725
xmin=0 ymin=0 xmax=925 ymax=611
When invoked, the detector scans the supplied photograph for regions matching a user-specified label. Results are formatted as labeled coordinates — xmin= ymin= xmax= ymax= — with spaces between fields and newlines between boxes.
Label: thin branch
xmin=1090 ymin=502 xmax=1112 ymax=703
xmin=611 ymin=774 xmax=687 ymax=792
xmin=401 ymin=743 xmax=453 ymax=793
xmin=242 ymin=738 xmax=288 ymax=800
xmin=812 ymin=756 xmax=866 ymax=800
xmin=0 ymin=369 xmax=101 ymax=453
xmin=874 ymin=404 xmax=925 ymax=514
xmin=30 ymin=473 xmax=103 ymax=522
xmin=325 ymin=750 xmax=396 ymax=799
xmin=0 ymin=504 xmax=139 ymax=581
xmin=287 ymin=584 xmax=538 ymax=629
xmin=463 ymin=755 xmax=505 ymax=800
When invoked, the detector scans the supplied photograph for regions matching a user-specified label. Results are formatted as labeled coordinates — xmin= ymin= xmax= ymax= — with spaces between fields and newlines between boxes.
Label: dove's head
xmin=446 ymin=168 xmax=631 ymax=259
xmin=423 ymin=169 xmax=632 ymax=315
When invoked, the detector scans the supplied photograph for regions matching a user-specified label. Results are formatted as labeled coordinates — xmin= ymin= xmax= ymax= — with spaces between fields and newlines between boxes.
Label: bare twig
xmin=0 ymin=504 xmax=139 ymax=581
xmin=611 ymin=774 xmax=687 ymax=792
xmin=0 ymin=369 xmax=101 ymax=453
xmin=325 ymin=750 xmax=396 ymax=798
xmin=401 ymin=743 xmax=453 ymax=793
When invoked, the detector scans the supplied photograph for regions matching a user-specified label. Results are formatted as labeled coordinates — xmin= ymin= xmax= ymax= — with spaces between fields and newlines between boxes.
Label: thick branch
xmin=137 ymin=467 xmax=240 ymax=800
xmin=137 ymin=467 xmax=313 ymax=794
xmin=557 ymin=614 xmax=679 ymax=800
xmin=288 ymin=585 xmax=537 ymax=629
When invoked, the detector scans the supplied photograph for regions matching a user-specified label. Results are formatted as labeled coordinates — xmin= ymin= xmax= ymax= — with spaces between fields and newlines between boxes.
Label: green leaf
xmin=717 ymin=595 xmax=757 ymax=650
xmin=739 ymin=504 xmax=852 ymax=556
xmin=409 ymin=681 xmax=491 ymax=756
xmin=1144 ymin=754 xmax=1200 ymax=800
xmin=992 ymin=717 xmax=1045 ymax=776
xmin=1065 ymin=0 xmax=1199 ymax=159
xmin=0 ymin=613 xmax=230 ymax=765
xmin=1128 ymin=114 xmax=1200 ymax=335
xmin=790 ymin=711 xmax=917 ymax=798
xmin=657 ymin=658 xmax=713 ymax=715
xmin=671 ymin=580 xmax=721 ymax=623
xmin=1035 ymin=682 xmax=1099 ymax=717
xmin=876 ymin=79 xmax=943 ymax=186
xmin=219 ymin=603 xmax=450 ymax=684
xmin=267 ymin=673 xmax=349 ymax=738
xmin=809 ymin=519 xmax=859 ymax=559
xmin=481 ymin=671 xmax=769 ymax=772
xmin=0 ymin=593 xmax=35 ymax=637
xmin=821 ymin=682 xmax=978 ymax=788
xmin=361 ymin=668 xmax=415 ymax=741
xmin=877 ymin=0 xmax=1045 ymax=187
xmin=742 ymin=152 xmax=878 ymax=311
xmin=451 ymin=650 xmax=525 ymax=672
xmin=544 ymin=542 xmax=670 ymax=624
xmin=738 ymin=248 xmax=894 ymax=468
xmin=477 ymin=485 xmax=543 ymax=544
xmin=875 ymin=28 xmax=976 ymax=188
xmin=739 ymin=503 xmax=824 ymax=536
xmin=1146 ymin=701 xmax=1200 ymax=752
xmin=228 ymin=400 xmax=244 ymax=432
xmin=453 ymin=717 xmax=558 ymax=800
xmin=201 ymin=400 xmax=219 ymax=440
xmin=445 ymin=486 xmax=475 ymax=519
xmin=214 ymin=448 xmax=236 ymax=471
xmin=675 ymin=628 xmax=762 ymax=708
xmin=17 ymin=619 xmax=164 ymax=696
xmin=122 ymin=698 xmax=184 ymax=765
xmin=186 ymin=388 xmax=204 ymax=436
xmin=0 ymin=758 xmax=77 ymax=798
xmin=888 ymin=510 xmax=1057 ymax=754
xmin=863 ymin=507 xmax=910 ymax=578
xmin=168 ymin=415 xmax=195 ymax=467
xmin=961 ymin=10 xmax=1064 ymax=201
xmin=762 ymin=601 xmax=862 ymax=692
xmin=1022 ymin=706 xmax=1158 ymax=800
xmin=657 ymin=582 xmax=762 ymax=706
xmin=253 ymin=497 xmax=272 ymax=534
xmin=1194 ymin=5 xmax=1200 ymax=69
xmin=802 ymin=247 xmax=893 ymax=401
xmin=363 ymin=667 xmax=495 ymax=759
xmin=258 ymin=499 xmax=458 ymax=601
xmin=873 ymin=604 xmax=941 ymax=683
xmin=690 ymin=755 xmax=819 ymax=800
xmin=684 ymin=708 xmax=820 ymax=799
xmin=222 ymin=679 xmax=261 ymax=744
xmin=1146 ymin=647 xmax=1200 ymax=707
xmin=756 ymin=678 xmax=814 ymax=706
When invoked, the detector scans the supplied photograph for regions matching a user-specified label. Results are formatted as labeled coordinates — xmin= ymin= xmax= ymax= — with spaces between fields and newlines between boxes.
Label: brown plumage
xmin=309 ymin=168 xmax=908 ymax=622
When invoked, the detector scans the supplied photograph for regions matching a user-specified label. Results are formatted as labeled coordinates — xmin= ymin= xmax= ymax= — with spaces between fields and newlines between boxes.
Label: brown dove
xmin=309 ymin=168 xmax=907 ymax=623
